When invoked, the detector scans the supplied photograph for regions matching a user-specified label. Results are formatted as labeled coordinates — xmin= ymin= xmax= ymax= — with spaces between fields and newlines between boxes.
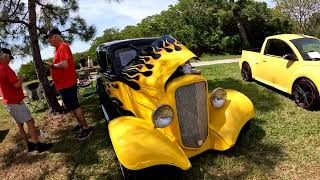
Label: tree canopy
xmin=0 ymin=0 xmax=96 ymax=112
xmin=87 ymin=0 xmax=293 ymax=58
xmin=275 ymin=0 xmax=320 ymax=35
xmin=18 ymin=0 xmax=319 ymax=83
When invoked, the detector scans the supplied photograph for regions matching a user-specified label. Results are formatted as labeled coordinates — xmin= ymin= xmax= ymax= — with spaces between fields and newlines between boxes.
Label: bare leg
xmin=16 ymin=123 xmax=29 ymax=144
xmin=25 ymin=119 xmax=39 ymax=143
xmin=73 ymin=107 xmax=89 ymax=128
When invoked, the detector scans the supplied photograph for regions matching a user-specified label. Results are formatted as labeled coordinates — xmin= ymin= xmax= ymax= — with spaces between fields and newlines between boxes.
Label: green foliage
xmin=18 ymin=62 xmax=37 ymax=82
xmin=307 ymin=12 xmax=320 ymax=38
xmin=89 ymin=0 xmax=294 ymax=56
xmin=18 ymin=61 xmax=52 ymax=82
xmin=0 ymin=0 xmax=96 ymax=55
xmin=275 ymin=0 xmax=319 ymax=34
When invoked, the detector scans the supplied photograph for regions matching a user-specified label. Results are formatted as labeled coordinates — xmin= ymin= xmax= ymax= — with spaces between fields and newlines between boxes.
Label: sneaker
xmin=72 ymin=124 xmax=83 ymax=132
xmin=36 ymin=142 xmax=53 ymax=153
xmin=27 ymin=142 xmax=37 ymax=152
xmin=78 ymin=127 xmax=93 ymax=140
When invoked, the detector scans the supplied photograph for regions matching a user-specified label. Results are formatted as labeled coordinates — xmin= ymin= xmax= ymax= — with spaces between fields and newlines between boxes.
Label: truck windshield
xmin=291 ymin=38 xmax=320 ymax=61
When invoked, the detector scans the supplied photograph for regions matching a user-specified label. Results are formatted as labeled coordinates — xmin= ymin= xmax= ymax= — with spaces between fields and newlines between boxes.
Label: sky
xmin=10 ymin=0 xmax=274 ymax=71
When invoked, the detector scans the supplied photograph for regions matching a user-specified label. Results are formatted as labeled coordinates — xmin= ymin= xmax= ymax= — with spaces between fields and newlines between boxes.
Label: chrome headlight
xmin=210 ymin=87 xmax=227 ymax=108
xmin=152 ymin=105 xmax=174 ymax=128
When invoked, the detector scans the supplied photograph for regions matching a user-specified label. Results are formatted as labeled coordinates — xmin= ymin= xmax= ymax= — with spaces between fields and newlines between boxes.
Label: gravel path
xmin=191 ymin=58 xmax=239 ymax=67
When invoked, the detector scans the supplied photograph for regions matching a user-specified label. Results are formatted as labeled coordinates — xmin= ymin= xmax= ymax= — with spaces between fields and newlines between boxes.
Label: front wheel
xmin=292 ymin=78 xmax=319 ymax=110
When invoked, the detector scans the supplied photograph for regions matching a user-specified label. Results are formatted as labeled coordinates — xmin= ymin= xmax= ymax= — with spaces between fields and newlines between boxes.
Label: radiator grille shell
xmin=175 ymin=82 xmax=208 ymax=148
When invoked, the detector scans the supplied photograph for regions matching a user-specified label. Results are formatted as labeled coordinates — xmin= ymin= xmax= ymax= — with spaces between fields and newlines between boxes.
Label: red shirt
xmin=51 ymin=42 xmax=77 ymax=90
xmin=0 ymin=64 xmax=24 ymax=104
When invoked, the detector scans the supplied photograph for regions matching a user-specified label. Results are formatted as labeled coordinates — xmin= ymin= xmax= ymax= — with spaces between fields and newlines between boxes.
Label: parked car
xmin=240 ymin=34 xmax=320 ymax=110
xmin=96 ymin=35 xmax=254 ymax=177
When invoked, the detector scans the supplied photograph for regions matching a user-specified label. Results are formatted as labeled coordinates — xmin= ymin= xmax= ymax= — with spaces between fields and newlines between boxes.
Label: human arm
xmin=44 ymin=60 xmax=68 ymax=69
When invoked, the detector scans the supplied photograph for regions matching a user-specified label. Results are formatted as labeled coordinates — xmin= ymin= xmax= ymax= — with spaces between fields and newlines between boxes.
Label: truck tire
xmin=241 ymin=62 xmax=253 ymax=81
xmin=292 ymin=78 xmax=319 ymax=110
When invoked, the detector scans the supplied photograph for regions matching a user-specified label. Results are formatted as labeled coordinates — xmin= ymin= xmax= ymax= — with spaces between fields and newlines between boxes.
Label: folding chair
xmin=77 ymin=69 xmax=95 ymax=99
xmin=24 ymin=82 xmax=47 ymax=113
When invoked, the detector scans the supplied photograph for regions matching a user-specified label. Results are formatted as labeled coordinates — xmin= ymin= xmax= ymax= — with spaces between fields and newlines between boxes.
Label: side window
xmin=264 ymin=39 xmax=294 ymax=57
xmin=97 ymin=51 xmax=113 ymax=73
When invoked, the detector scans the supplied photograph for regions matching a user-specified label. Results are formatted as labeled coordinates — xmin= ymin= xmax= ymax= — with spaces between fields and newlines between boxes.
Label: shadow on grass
xmin=186 ymin=118 xmax=284 ymax=179
xmin=207 ymin=78 xmax=282 ymax=112
xmin=0 ymin=129 xmax=9 ymax=143
xmin=1 ymin=133 xmax=49 ymax=169
xmin=0 ymin=94 xmax=109 ymax=178
xmin=111 ymin=118 xmax=284 ymax=180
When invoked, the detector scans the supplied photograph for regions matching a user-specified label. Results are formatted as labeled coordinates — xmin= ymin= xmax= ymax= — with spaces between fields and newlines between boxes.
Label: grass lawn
xmin=1 ymin=63 xmax=319 ymax=179
xmin=22 ymin=77 xmax=52 ymax=86
xmin=199 ymin=54 xmax=241 ymax=61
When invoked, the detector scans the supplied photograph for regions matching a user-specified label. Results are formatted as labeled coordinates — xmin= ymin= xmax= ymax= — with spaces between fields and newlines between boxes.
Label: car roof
xmin=268 ymin=34 xmax=317 ymax=41
xmin=96 ymin=37 xmax=159 ymax=53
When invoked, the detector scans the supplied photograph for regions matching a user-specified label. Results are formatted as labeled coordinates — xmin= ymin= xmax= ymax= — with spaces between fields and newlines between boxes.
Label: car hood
xmin=118 ymin=35 xmax=198 ymax=90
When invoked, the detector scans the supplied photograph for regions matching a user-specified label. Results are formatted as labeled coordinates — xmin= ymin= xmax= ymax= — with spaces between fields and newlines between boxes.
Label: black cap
xmin=45 ymin=28 xmax=62 ymax=38
xmin=0 ymin=48 xmax=14 ymax=59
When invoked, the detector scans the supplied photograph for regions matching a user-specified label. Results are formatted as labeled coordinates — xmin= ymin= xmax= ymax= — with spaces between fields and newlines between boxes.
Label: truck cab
xmin=240 ymin=34 xmax=320 ymax=109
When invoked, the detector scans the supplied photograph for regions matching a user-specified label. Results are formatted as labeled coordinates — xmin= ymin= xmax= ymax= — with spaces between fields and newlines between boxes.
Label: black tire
xmin=292 ymin=78 xmax=319 ymax=110
xmin=241 ymin=62 xmax=253 ymax=81
xmin=235 ymin=120 xmax=252 ymax=146
xmin=119 ymin=162 xmax=137 ymax=180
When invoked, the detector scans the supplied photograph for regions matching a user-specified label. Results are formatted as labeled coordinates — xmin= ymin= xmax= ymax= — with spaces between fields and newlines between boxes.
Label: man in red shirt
xmin=44 ymin=28 xmax=93 ymax=140
xmin=0 ymin=48 xmax=52 ymax=152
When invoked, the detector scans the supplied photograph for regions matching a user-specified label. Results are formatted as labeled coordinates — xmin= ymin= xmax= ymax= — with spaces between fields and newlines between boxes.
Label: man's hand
xmin=17 ymin=75 xmax=25 ymax=81
xmin=13 ymin=75 xmax=24 ymax=88
xmin=43 ymin=61 xmax=53 ymax=68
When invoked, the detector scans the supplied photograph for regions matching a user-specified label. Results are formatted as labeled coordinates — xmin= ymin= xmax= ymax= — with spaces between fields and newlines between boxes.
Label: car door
xmin=253 ymin=40 xmax=276 ymax=85
xmin=262 ymin=39 xmax=299 ymax=92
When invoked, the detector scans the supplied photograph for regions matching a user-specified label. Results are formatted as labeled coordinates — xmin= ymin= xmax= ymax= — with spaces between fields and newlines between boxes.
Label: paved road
xmin=191 ymin=58 xmax=239 ymax=67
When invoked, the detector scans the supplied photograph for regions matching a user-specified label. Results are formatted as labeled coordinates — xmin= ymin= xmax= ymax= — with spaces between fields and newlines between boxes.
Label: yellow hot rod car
xmin=95 ymin=35 xmax=254 ymax=176
xmin=240 ymin=34 xmax=320 ymax=110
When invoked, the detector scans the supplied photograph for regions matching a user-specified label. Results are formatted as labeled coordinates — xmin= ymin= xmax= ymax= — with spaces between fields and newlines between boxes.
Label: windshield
xmin=291 ymin=38 xmax=320 ymax=61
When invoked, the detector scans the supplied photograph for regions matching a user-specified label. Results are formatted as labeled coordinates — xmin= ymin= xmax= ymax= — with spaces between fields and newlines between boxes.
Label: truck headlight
xmin=210 ymin=87 xmax=227 ymax=108
xmin=152 ymin=105 xmax=174 ymax=128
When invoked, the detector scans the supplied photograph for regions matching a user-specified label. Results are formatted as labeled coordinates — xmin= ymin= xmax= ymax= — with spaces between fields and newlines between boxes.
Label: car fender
xmin=288 ymin=68 xmax=320 ymax=94
xmin=108 ymin=116 xmax=191 ymax=170
xmin=208 ymin=89 xmax=255 ymax=151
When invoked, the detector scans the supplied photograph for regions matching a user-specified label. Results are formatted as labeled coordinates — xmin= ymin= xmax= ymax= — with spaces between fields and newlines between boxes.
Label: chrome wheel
xmin=293 ymin=79 xmax=319 ymax=110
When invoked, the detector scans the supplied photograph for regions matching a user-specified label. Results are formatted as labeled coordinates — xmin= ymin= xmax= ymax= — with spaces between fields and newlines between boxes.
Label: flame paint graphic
xmin=118 ymin=35 xmax=182 ymax=90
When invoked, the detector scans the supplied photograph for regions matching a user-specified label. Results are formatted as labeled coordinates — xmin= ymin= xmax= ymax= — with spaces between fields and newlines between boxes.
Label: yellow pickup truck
xmin=240 ymin=34 xmax=320 ymax=110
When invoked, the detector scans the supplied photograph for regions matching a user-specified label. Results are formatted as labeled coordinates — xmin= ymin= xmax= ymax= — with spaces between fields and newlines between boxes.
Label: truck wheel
xmin=241 ymin=63 xmax=252 ymax=81
xmin=293 ymin=78 xmax=319 ymax=110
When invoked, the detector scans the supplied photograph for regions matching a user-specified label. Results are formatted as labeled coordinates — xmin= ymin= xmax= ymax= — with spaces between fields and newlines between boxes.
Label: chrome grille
xmin=175 ymin=82 xmax=208 ymax=148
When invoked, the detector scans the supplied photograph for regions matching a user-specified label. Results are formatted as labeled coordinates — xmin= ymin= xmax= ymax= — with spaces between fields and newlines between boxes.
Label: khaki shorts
xmin=4 ymin=102 xmax=32 ymax=124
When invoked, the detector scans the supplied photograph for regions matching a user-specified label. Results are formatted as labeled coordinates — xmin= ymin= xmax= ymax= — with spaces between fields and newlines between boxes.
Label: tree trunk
xmin=233 ymin=9 xmax=250 ymax=48
xmin=28 ymin=0 xmax=62 ymax=112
